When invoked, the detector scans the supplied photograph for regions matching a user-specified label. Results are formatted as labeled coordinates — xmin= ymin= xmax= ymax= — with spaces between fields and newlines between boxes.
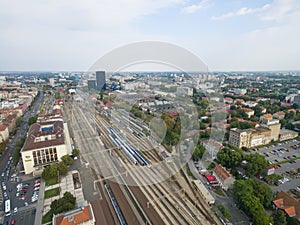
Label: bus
xmin=4 ymin=199 xmax=11 ymax=216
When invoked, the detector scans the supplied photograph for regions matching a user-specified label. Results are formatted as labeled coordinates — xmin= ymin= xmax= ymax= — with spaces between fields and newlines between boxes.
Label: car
xmin=11 ymin=219 xmax=15 ymax=225
xmin=13 ymin=207 xmax=18 ymax=213
xmin=15 ymin=192 xmax=19 ymax=197
xmin=32 ymin=208 xmax=36 ymax=214
xmin=1 ymin=172 xmax=4 ymax=177
xmin=24 ymin=202 xmax=28 ymax=206
xmin=3 ymin=192 xmax=7 ymax=198
xmin=3 ymin=185 xmax=6 ymax=191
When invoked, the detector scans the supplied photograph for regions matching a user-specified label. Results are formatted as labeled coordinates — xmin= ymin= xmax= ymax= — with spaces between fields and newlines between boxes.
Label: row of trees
xmin=233 ymin=179 xmax=273 ymax=225
xmin=42 ymin=155 xmax=74 ymax=180
xmin=13 ymin=138 xmax=26 ymax=166
xmin=216 ymin=147 xmax=269 ymax=177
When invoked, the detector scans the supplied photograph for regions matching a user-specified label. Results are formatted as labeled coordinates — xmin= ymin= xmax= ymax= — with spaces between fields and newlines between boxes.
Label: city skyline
xmin=1 ymin=0 xmax=299 ymax=71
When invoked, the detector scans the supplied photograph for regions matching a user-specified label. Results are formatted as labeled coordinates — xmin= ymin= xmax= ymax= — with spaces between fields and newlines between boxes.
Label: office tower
xmin=96 ymin=71 xmax=106 ymax=91
xmin=88 ymin=80 xmax=97 ymax=90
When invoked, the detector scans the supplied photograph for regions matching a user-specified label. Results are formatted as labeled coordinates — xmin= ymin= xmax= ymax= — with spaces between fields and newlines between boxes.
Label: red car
xmin=11 ymin=219 xmax=15 ymax=225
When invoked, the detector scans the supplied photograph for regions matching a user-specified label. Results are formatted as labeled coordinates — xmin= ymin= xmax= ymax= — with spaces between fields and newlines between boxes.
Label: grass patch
xmin=42 ymin=210 xmax=53 ymax=224
xmin=45 ymin=178 xmax=59 ymax=186
xmin=44 ymin=187 xmax=60 ymax=199
xmin=214 ymin=188 xmax=225 ymax=196
xmin=218 ymin=204 xmax=231 ymax=220
xmin=276 ymin=156 xmax=300 ymax=165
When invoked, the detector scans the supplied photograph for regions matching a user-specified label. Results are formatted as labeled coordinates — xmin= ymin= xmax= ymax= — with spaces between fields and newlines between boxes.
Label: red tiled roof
xmin=273 ymin=191 xmax=300 ymax=219
xmin=263 ymin=114 xmax=273 ymax=119
xmin=56 ymin=206 xmax=92 ymax=225
xmin=0 ymin=125 xmax=7 ymax=131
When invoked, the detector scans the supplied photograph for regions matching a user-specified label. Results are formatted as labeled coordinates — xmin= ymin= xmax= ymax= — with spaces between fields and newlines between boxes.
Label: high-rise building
xmin=88 ymin=80 xmax=96 ymax=90
xmin=96 ymin=71 xmax=106 ymax=91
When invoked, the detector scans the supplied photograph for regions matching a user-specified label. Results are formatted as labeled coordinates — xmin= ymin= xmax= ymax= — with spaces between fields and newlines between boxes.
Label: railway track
xmin=94 ymin=113 xmax=220 ymax=225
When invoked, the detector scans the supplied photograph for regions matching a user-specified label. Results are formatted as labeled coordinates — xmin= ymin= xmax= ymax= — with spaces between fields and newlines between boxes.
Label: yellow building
xmin=229 ymin=127 xmax=271 ymax=148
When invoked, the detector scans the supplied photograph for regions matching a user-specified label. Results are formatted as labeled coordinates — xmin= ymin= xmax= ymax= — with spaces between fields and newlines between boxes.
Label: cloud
xmin=181 ymin=0 xmax=211 ymax=14
xmin=211 ymin=4 xmax=270 ymax=20
xmin=0 ymin=0 xmax=185 ymax=70
xmin=260 ymin=0 xmax=300 ymax=22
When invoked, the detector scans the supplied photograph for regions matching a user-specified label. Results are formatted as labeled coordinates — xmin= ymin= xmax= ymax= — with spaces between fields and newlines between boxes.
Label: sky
xmin=0 ymin=0 xmax=300 ymax=71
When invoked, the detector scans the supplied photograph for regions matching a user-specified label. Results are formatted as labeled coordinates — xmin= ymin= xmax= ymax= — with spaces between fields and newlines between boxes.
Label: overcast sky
xmin=0 ymin=0 xmax=299 ymax=71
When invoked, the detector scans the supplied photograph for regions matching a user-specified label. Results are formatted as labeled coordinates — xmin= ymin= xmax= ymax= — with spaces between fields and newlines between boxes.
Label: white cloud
xmin=0 ymin=0 xmax=185 ymax=70
xmin=260 ymin=0 xmax=300 ymax=22
xmin=211 ymin=4 xmax=270 ymax=20
xmin=181 ymin=0 xmax=211 ymax=14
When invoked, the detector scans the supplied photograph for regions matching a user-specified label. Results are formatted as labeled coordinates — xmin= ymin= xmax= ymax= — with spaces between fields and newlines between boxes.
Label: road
xmin=0 ymin=90 xmax=43 ymax=225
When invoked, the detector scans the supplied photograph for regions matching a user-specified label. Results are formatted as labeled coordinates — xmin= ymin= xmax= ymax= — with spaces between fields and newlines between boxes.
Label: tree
xmin=16 ymin=116 xmax=23 ymax=127
xmin=50 ymin=192 xmax=76 ymax=215
xmin=287 ymin=216 xmax=299 ymax=225
xmin=192 ymin=145 xmax=206 ymax=160
xmin=216 ymin=148 xmax=243 ymax=169
xmin=42 ymin=166 xmax=52 ymax=180
xmin=54 ymin=91 xmax=61 ymax=99
xmin=272 ymin=210 xmax=286 ymax=225
xmin=57 ymin=161 xmax=68 ymax=175
xmin=61 ymin=155 xmax=74 ymax=166
xmin=245 ymin=153 xmax=269 ymax=176
xmin=72 ymin=148 xmax=80 ymax=157
xmin=28 ymin=116 xmax=38 ymax=126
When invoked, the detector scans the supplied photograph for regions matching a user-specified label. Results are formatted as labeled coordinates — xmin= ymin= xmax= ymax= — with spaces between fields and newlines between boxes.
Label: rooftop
xmin=22 ymin=121 xmax=65 ymax=152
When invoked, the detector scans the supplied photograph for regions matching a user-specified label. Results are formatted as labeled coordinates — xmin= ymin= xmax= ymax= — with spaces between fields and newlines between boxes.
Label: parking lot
xmin=257 ymin=140 xmax=300 ymax=164
xmin=256 ymin=139 xmax=300 ymax=191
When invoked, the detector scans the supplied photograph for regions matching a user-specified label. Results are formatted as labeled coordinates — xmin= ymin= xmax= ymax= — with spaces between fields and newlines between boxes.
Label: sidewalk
xmin=34 ymin=177 xmax=46 ymax=225
xmin=43 ymin=170 xmax=85 ymax=215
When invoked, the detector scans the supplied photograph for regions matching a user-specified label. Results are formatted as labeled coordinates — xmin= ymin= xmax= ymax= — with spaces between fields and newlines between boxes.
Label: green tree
xmin=72 ymin=148 xmax=80 ymax=157
xmin=28 ymin=116 xmax=38 ymax=126
xmin=16 ymin=116 xmax=23 ymax=127
xmin=216 ymin=148 xmax=243 ymax=169
xmin=61 ymin=155 xmax=74 ymax=166
xmin=57 ymin=161 xmax=68 ymax=175
xmin=192 ymin=145 xmax=206 ymax=160
xmin=272 ymin=210 xmax=286 ymax=225
xmin=54 ymin=91 xmax=61 ymax=99
xmin=245 ymin=153 xmax=269 ymax=176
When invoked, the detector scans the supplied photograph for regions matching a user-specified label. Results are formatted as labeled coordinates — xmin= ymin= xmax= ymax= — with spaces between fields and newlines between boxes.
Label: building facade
xmin=21 ymin=121 xmax=72 ymax=175
xmin=0 ymin=125 xmax=9 ymax=143
xmin=229 ymin=127 xmax=271 ymax=148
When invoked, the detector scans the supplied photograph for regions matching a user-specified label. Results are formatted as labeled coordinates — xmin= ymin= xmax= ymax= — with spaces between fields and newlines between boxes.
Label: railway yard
xmin=65 ymin=90 xmax=222 ymax=225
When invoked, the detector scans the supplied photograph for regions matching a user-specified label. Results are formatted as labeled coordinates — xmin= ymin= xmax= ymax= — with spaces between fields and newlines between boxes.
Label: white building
xmin=0 ymin=125 xmax=9 ymax=143
xmin=21 ymin=121 xmax=72 ymax=175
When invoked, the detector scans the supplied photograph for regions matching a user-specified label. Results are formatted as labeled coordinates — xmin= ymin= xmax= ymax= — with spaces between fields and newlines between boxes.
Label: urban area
xmin=0 ymin=71 xmax=300 ymax=225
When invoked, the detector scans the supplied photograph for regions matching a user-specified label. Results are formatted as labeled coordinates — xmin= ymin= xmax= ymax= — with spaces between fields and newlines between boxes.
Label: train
xmin=108 ymin=127 xmax=149 ymax=166
xmin=105 ymin=184 xmax=127 ymax=225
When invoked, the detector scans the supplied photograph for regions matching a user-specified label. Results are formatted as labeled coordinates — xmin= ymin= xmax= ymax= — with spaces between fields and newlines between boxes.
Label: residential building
xmin=242 ymin=108 xmax=254 ymax=118
xmin=273 ymin=111 xmax=285 ymax=120
xmin=213 ymin=164 xmax=235 ymax=190
xmin=229 ymin=127 xmax=271 ymax=148
xmin=176 ymin=86 xmax=193 ymax=97
xmin=279 ymin=129 xmax=299 ymax=141
xmin=294 ymin=95 xmax=300 ymax=106
xmin=53 ymin=202 xmax=96 ymax=225
xmin=96 ymin=71 xmax=106 ymax=91
xmin=21 ymin=120 xmax=72 ymax=175
xmin=0 ymin=125 xmax=9 ymax=142
xmin=273 ymin=191 xmax=300 ymax=222
xmin=260 ymin=114 xmax=281 ymax=141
